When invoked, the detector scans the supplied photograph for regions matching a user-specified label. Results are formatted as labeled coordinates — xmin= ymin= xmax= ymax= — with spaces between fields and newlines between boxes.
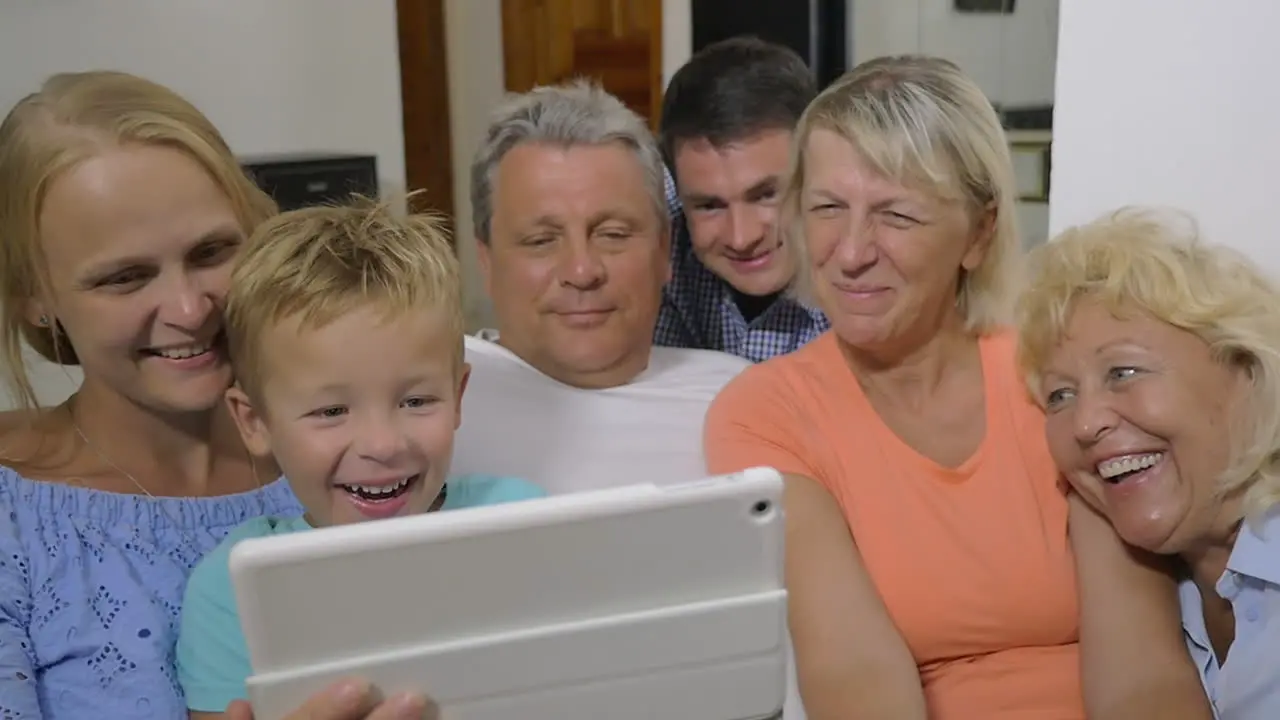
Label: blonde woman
xmin=1020 ymin=208 xmax=1280 ymax=718
xmin=0 ymin=72 xmax=429 ymax=720
xmin=703 ymin=56 xmax=1182 ymax=719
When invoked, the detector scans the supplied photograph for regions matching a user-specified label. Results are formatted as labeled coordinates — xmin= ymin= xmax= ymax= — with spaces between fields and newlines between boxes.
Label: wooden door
xmin=396 ymin=0 xmax=455 ymax=224
xmin=501 ymin=0 xmax=664 ymax=129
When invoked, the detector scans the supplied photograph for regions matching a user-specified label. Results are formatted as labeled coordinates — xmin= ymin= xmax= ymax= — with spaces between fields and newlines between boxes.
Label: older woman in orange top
xmin=703 ymin=56 xmax=1196 ymax=719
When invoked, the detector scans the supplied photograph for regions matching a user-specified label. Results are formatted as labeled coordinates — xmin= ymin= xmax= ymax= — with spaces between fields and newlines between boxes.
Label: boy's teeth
xmin=1097 ymin=452 xmax=1163 ymax=479
xmin=347 ymin=477 xmax=411 ymax=495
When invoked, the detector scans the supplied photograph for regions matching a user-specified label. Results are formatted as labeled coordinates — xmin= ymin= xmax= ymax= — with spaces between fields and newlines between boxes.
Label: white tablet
xmin=229 ymin=466 xmax=787 ymax=720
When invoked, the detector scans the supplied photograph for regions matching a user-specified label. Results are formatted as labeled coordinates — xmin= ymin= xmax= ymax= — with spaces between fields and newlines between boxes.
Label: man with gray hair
xmin=452 ymin=81 xmax=804 ymax=720
xmin=450 ymin=80 xmax=750 ymax=495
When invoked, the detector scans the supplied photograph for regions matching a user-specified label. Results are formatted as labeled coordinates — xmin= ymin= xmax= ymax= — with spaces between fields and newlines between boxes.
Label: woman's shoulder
xmin=0 ymin=466 xmax=303 ymax=545
xmin=0 ymin=409 xmax=38 ymax=434
xmin=0 ymin=463 xmax=52 ymax=511
xmin=0 ymin=408 xmax=68 ymax=470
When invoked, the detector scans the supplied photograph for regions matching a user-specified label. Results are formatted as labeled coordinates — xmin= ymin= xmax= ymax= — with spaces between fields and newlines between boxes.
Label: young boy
xmin=176 ymin=199 xmax=543 ymax=716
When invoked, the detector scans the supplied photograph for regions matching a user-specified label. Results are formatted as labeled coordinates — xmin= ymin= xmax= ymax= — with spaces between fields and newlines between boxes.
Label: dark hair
xmin=659 ymin=36 xmax=817 ymax=170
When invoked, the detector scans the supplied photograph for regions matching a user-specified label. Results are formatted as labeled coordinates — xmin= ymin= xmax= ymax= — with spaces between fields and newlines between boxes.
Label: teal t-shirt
xmin=175 ymin=474 xmax=545 ymax=712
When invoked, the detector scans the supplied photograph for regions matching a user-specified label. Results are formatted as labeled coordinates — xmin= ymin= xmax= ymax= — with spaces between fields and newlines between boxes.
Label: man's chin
xmin=726 ymin=274 xmax=792 ymax=298
xmin=711 ymin=255 xmax=793 ymax=298
xmin=545 ymin=348 xmax=649 ymax=389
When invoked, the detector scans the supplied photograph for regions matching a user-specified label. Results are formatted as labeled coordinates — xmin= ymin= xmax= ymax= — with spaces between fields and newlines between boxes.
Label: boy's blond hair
xmin=226 ymin=196 xmax=463 ymax=401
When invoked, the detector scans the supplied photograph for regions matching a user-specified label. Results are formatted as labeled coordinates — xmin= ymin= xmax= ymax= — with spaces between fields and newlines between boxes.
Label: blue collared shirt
xmin=1180 ymin=509 xmax=1280 ymax=719
xmin=654 ymin=167 xmax=829 ymax=363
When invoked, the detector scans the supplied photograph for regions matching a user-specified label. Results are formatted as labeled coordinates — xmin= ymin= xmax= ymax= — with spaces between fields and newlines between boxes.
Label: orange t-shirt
xmin=704 ymin=331 xmax=1082 ymax=720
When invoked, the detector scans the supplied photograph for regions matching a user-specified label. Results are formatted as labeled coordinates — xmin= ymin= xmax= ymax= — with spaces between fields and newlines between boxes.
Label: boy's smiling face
xmin=227 ymin=305 xmax=467 ymax=527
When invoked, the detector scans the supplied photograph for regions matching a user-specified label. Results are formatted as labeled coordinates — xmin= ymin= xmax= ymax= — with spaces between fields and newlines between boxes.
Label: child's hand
xmin=222 ymin=678 xmax=438 ymax=720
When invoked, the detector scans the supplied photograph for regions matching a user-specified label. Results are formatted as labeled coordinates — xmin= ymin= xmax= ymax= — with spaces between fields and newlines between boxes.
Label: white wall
xmin=445 ymin=0 xmax=507 ymax=332
xmin=852 ymin=0 xmax=1059 ymax=107
xmin=661 ymin=0 xmax=694 ymax=88
xmin=1049 ymin=0 xmax=1280 ymax=274
xmin=0 ymin=0 xmax=406 ymax=408
xmin=851 ymin=0 xmax=1059 ymax=247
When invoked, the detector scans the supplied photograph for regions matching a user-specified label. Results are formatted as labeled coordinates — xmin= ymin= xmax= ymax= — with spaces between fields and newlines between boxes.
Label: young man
xmin=176 ymin=199 xmax=543 ymax=717
xmin=656 ymin=36 xmax=828 ymax=362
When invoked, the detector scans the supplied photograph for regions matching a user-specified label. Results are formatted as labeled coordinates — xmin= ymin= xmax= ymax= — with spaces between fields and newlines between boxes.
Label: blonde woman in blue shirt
xmin=0 ymin=71 xmax=441 ymax=720
xmin=1018 ymin=207 xmax=1280 ymax=719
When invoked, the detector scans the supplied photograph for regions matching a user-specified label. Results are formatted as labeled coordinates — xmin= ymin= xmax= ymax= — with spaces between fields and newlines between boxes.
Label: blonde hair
xmin=782 ymin=55 xmax=1021 ymax=331
xmin=226 ymin=196 xmax=463 ymax=401
xmin=1017 ymin=207 xmax=1280 ymax=519
xmin=0 ymin=70 xmax=277 ymax=409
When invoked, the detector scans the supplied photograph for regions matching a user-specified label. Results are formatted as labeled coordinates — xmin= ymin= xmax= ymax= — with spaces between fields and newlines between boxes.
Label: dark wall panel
xmin=690 ymin=0 xmax=848 ymax=88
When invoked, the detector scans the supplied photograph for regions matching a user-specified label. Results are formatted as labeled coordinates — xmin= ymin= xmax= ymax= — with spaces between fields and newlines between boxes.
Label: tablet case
xmin=230 ymin=467 xmax=787 ymax=719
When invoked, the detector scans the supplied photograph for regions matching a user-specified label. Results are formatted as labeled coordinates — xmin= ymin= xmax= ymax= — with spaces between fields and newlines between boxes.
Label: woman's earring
xmin=38 ymin=315 xmax=49 ymax=327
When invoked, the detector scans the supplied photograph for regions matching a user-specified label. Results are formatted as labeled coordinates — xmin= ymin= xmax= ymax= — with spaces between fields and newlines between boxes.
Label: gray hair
xmin=470 ymin=79 xmax=667 ymax=243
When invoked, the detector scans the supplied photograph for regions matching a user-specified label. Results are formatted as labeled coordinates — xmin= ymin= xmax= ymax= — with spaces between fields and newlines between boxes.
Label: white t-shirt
xmin=454 ymin=332 xmax=806 ymax=719
xmin=452 ymin=332 xmax=752 ymax=495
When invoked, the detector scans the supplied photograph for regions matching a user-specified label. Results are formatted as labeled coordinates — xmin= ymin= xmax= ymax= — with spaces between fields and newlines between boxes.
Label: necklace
xmin=70 ymin=410 xmax=261 ymax=528
xmin=64 ymin=401 xmax=268 ymax=565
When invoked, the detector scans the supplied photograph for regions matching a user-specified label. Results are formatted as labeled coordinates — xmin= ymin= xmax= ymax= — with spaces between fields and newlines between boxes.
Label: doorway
xmin=500 ymin=0 xmax=664 ymax=129
xmin=396 ymin=0 xmax=456 ymax=222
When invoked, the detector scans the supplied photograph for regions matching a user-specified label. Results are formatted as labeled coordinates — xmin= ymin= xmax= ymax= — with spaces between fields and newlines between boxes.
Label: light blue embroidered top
xmin=1180 ymin=509 xmax=1280 ymax=719
xmin=175 ymin=475 xmax=545 ymax=713
xmin=0 ymin=466 xmax=304 ymax=719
